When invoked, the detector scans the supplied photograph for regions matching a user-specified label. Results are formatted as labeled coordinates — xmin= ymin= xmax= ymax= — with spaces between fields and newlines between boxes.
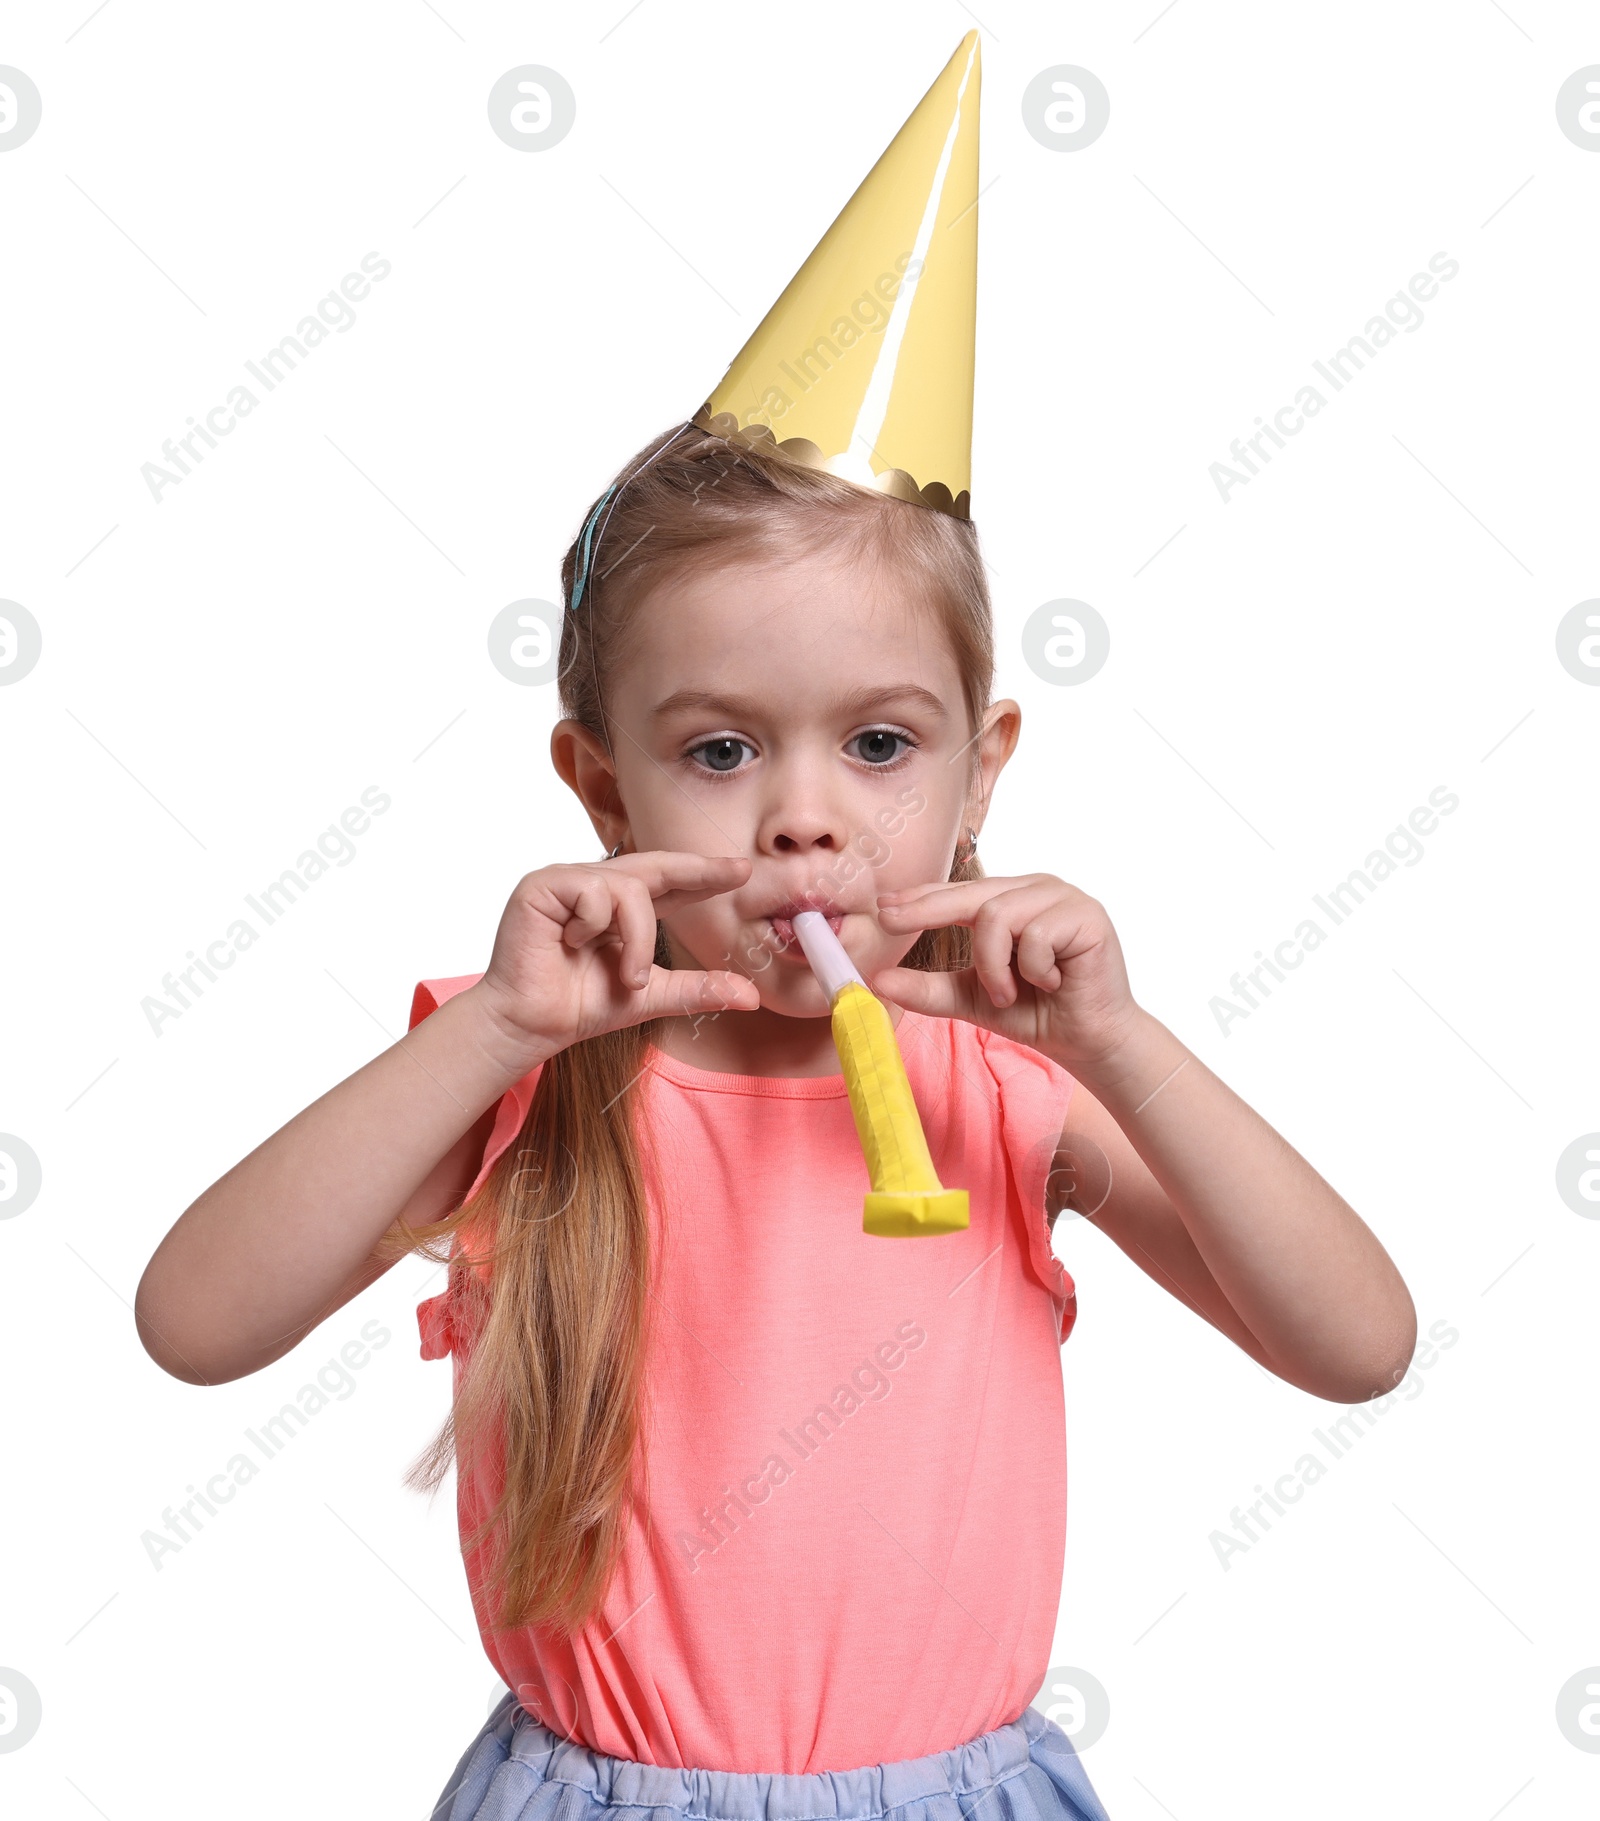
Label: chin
xmin=752 ymin=971 xmax=837 ymax=1018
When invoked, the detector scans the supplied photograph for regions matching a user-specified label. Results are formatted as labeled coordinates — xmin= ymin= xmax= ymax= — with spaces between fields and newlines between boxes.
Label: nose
xmin=756 ymin=753 xmax=850 ymax=857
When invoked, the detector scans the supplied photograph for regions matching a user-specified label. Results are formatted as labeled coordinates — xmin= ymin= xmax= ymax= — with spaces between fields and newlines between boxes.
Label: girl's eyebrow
xmin=650 ymin=684 xmax=950 ymax=722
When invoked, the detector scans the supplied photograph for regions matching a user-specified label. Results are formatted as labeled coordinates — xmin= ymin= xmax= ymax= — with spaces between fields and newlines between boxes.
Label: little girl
xmin=137 ymin=421 xmax=1415 ymax=1820
xmin=137 ymin=28 xmax=1417 ymax=1808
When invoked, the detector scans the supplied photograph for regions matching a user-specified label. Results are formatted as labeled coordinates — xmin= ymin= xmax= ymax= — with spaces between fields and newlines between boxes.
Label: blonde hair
xmin=381 ymin=423 xmax=995 ymax=1636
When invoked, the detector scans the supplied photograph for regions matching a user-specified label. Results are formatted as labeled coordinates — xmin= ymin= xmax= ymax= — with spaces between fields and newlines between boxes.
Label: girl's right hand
xmin=471 ymin=851 xmax=761 ymax=1066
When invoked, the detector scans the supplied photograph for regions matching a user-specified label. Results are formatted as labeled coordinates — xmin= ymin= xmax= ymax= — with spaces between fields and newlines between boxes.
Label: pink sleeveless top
xmin=411 ymin=974 xmax=1079 ymax=1775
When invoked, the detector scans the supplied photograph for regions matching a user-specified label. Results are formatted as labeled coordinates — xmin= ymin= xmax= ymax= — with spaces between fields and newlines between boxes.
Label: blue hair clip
xmin=567 ymin=483 xmax=619 ymax=616
xmin=565 ymin=423 xmax=702 ymax=617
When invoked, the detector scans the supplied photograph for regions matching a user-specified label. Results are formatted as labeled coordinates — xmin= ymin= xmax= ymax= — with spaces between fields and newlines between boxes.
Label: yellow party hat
xmin=692 ymin=31 xmax=981 ymax=519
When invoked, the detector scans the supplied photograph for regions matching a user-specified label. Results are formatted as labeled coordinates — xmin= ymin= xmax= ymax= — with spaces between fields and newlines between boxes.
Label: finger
xmin=612 ymin=877 xmax=659 ymax=990
xmin=561 ymin=875 xmax=617 ymax=950
xmin=880 ymin=873 xmax=1064 ymax=906
xmin=881 ymin=878 xmax=1067 ymax=949
xmin=608 ymin=850 xmax=752 ymax=913
xmin=633 ymin=966 xmax=761 ymax=1023
xmin=869 ymin=965 xmax=986 ymax=1025
xmin=875 ymin=875 xmax=1044 ymax=931
xmin=546 ymin=858 xmax=755 ymax=996
xmin=1015 ymin=914 xmax=1065 ymax=993
xmin=971 ymin=896 xmax=1024 ymax=1007
xmin=874 ymin=877 xmax=983 ymax=911
xmin=972 ymin=884 xmax=1083 ymax=1003
xmin=875 ymin=880 xmax=946 ymax=904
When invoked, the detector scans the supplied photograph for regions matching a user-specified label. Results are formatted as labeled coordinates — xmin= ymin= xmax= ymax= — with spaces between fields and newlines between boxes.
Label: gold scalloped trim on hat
xmin=692 ymin=405 xmax=970 ymax=520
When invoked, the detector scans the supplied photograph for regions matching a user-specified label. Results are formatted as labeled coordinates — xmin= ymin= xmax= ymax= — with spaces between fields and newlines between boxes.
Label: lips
xmin=763 ymin=896 xmax=844 ymax=951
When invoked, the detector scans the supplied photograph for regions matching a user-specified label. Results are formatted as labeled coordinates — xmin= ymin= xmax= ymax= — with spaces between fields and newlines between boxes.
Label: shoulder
xmin=406 ymin=967 xmax=542 ymax=1209
xmin=910 ymin=1011 xmax=1077 ymax=1110
xmin=899 ymin=1010 xmax=1078 ymax=1154
xmin=407 ymin=969 xmax=530 ymax=1366
xmin=970 ymin=1019 xmax=1076 ymax=1095
xmin=900 ymin=1014 xmax=1082 ymax=1344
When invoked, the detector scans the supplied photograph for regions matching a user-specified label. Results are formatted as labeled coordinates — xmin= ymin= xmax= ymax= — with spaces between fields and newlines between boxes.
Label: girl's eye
xmin=685 ymin=728 xmax=916 ymax=778
xmin=688 ymin=736 xmax=754 ymax=775
xmin=849 ymin=728 xmax=914 ymax=767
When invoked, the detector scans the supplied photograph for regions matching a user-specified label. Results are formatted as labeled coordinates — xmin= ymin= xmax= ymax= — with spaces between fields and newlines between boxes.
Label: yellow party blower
xmin=792 ymin=911 xmax=969 ymax=1238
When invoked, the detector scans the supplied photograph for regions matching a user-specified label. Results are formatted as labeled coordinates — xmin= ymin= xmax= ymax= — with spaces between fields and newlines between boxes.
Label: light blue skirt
xmin=431 ymin=1693 xmax=1112 ymax=1821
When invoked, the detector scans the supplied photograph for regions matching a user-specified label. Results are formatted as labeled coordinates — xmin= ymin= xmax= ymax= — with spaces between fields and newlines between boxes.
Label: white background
xmin=3 ymin=1 xmax=1597 ymax=1814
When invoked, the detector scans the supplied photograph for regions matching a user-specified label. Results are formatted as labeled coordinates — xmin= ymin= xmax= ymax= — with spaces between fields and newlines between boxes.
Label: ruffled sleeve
xmin=417 ymin=1284 xmax=457 ymax=1362
xmin=975 ymin=1026 xmax=1080 ymax=1346
xmin=408 ymin=973 xmax=544 ymax=1362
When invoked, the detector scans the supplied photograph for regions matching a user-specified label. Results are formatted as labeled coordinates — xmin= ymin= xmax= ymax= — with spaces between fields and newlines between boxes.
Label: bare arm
xmin=136 ymin=850 xmax=761 ymax=1387
xmin=1064 ymin=1010 xmax=1417 ymax=1403
xmin=1048 ymin=1079 xmax=1285 ymax=1374
xmin=873 ymin=874 xmax=1416 ymax=1404
xmin=135 ymin=983 xmax=541 ymax=1386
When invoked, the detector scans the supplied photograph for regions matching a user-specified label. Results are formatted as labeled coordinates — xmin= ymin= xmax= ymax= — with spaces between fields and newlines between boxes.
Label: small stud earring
xmin=954 ymin=827 xmax=978 ymax=865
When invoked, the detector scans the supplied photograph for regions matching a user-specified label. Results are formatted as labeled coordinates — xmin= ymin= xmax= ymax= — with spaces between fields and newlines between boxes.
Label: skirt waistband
xmin=500 ymin=1698 xmax=1044 ymax=1821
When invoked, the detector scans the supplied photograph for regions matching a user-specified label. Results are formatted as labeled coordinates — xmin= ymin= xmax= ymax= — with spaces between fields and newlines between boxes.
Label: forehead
xmin=610 ymin=541 xmax=964 ymax=719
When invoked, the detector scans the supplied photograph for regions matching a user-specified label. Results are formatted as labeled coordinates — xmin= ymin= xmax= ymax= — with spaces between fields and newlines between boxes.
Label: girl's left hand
xmin=870 ymin=873 xmax=1140 ymax=1077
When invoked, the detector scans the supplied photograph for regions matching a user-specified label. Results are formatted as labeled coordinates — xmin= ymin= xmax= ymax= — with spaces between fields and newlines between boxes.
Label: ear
xmin=965 ymin=698 xmax=1021 ymax=836
xmin=550 ymin=719 xmax=629 ymax=852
